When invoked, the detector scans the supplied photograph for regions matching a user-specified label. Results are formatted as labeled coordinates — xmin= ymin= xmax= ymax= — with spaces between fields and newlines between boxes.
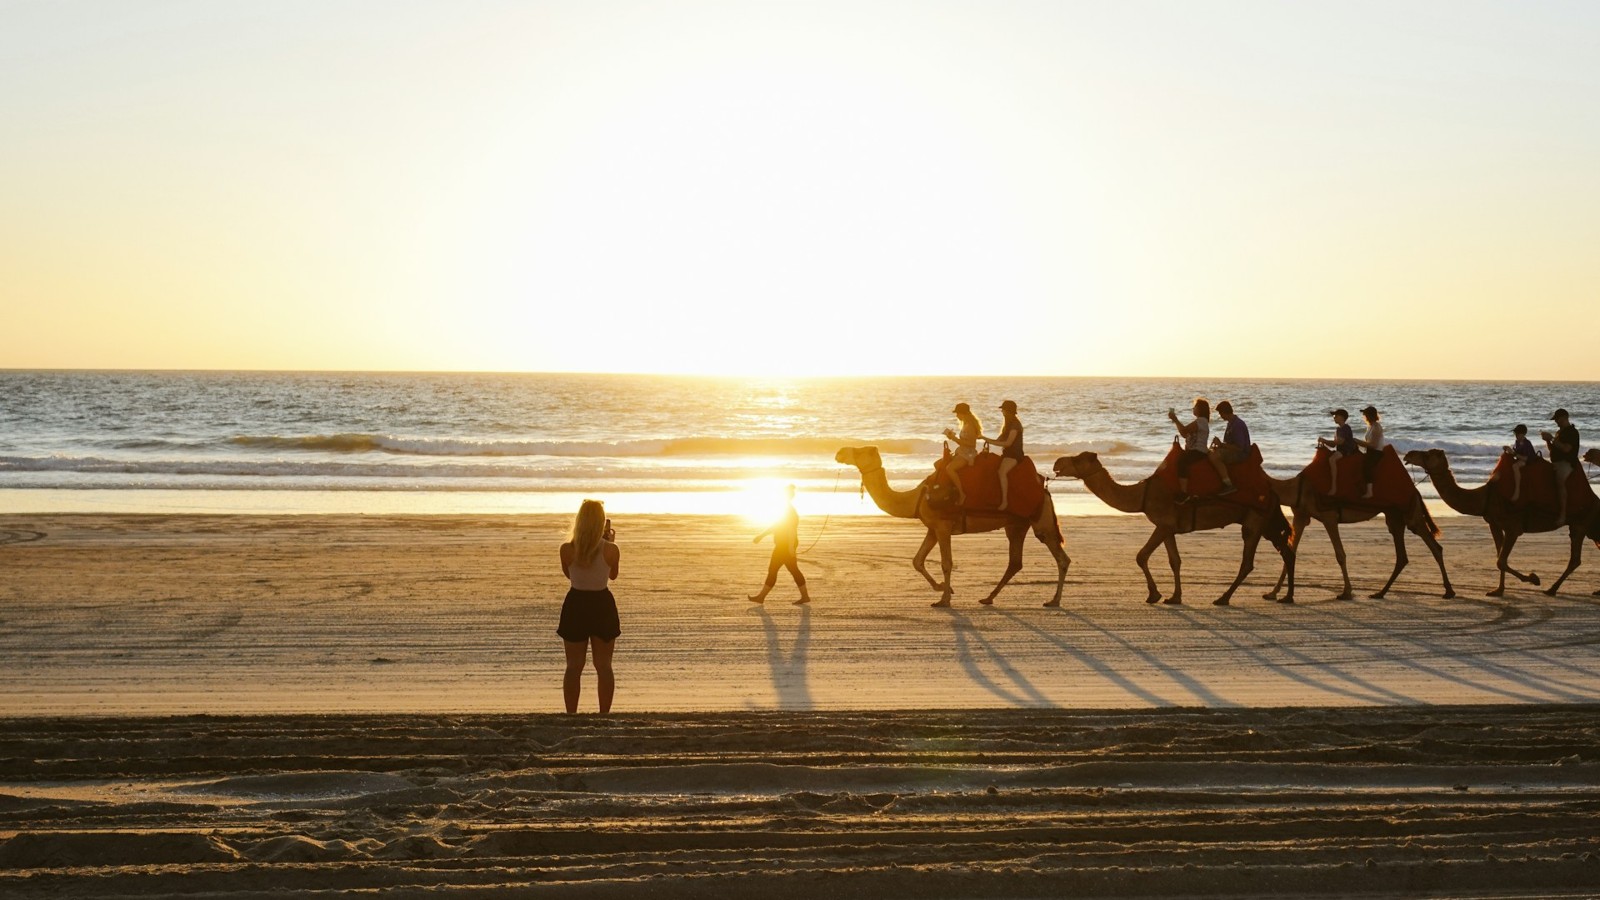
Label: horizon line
xmin=2 ymin=366 xmax=1597 ymax=385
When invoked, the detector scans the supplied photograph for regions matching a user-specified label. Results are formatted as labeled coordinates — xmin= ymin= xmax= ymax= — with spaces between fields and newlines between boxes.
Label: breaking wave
xmin=227 ymin=434 xmax=940 ymax=458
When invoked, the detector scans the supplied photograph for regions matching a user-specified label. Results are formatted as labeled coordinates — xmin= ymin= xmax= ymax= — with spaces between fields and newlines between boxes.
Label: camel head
xmin=1052 ymin=451 xmax=1101 ymax=480
xmin=1403 ymin=448 xmax=1449 ymax=474
xmin=835 ymin=446 xmax=882 ymax=472
xmin=1586 ymin=448 xmax=1600 ymax=467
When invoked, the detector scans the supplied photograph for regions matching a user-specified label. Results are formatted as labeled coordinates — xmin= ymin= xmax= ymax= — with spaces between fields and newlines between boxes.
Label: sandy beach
xmin=3 ymin=513 xmax=1599 ymax=714
xmin=4 ymin=512 xmax=1600 ymax=896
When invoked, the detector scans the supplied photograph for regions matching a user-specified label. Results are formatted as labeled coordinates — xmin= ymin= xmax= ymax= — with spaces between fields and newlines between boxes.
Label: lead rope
xmin=798 ymin=467 xmax=846 ymax=556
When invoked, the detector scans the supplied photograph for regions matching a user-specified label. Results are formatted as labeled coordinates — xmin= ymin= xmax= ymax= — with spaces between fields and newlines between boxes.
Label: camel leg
xmin=1369 ymin=513 xmax=1408 ymax=600
xmin=1215 ymin=527 xmax=1261 ymax=606
xmin=1035 ymin=515 xmax=1071 ymax=608
xmin=1488 ymin=529 xmax=1539 ymax=596
xmin=1135 ymin=528 xmax=1167 ymax=604
xmin=911 ymin=530 xmax=945 ymax=593
xmin=1324 ymin=521 xmax=1353 ymax=600
xmin=931 ymin=529 xmax=955 ymax=607
xmin=981 ymin=521 xmax=1030 ymax=606
xmin=1542 ymin=526 xmax=1585 ymax=596
xmin=1413 ymin=513 xmax=1455 ymax=599
xmin=1163 ymin=533 xmax=1184 ymax=605
xmin=1265 ymin=510 xmax=1309 ymax=600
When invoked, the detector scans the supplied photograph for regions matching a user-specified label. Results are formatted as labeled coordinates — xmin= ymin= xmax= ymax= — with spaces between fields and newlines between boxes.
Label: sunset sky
xmin=3 ymin=1 xmax=1597 ymax=378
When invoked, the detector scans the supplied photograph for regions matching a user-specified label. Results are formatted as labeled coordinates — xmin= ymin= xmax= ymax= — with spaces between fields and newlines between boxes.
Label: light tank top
xmin=568 ymin=542 xmax=613 ymax=591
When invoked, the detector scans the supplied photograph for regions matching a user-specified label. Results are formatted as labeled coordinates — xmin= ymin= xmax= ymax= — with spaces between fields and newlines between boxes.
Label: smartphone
xmin=604 ymin=518 xmax=614 ymax=538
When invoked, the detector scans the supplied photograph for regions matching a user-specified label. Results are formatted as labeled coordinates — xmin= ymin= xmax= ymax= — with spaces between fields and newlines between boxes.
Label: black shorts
xmin=1176 ymin=448 xmax=1208 ymax=476
xmin=557 ymin=588 xmax=620 ymax=643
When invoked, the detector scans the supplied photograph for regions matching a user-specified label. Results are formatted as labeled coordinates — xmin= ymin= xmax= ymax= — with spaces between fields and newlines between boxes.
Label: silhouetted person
xmin=749 ymin=484 xmax=810 ymax=605
xmin=981 ymin=400 xmax=1025 ymax=511
xmin=1504 ymin=423 xmax=1538 ymax=502
xmin=942 ymin=402 xmax=982 ymax=505
xmin=1167 ymin=397 xmax=1211 ymax=501
xmin=1208 ymin=400 xmax=1248 ymax=494
xmin=1354 ymin=406 xmax=1385 ymax=499
xmin=558 ymin=500 xmax=620 ymax=714
xmin=1317 ymin=408 xmax=1358 ymax=495
xmin=1542 ymin=408 xmax=1580 ymax=525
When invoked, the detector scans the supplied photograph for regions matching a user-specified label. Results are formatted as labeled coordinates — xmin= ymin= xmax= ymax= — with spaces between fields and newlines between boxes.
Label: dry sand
xmin=3 ymin=512 xmax=1600 ymax=897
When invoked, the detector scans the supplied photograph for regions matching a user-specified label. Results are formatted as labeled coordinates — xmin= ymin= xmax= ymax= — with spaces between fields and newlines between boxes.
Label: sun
xmin=736 ymin=477 xmax=794 ymax=528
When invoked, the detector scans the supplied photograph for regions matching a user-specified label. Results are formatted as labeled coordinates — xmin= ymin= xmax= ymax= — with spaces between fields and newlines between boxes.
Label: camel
xmin=1051 ymin=451 xmax=1295 ymax=606
xmin=834 ymin=446 xmax=1070 ymax=607
xmin=1261 ymin=470 xmax=1454 ymax=602
xmin=1404 ymin=448 xmax=1595 ymax=597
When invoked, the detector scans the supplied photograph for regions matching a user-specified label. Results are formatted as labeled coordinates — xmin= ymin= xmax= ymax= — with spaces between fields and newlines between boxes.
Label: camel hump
xmin=935 ymin=450 xmax=1045 ymax=517
xmin=1304 ymin=444 xmax=1418 ymax=506
xmin=1152 ymin=442 xmax=1274 ymax=509
xmin=1490 ymin=452 xmax=1599 ymax=517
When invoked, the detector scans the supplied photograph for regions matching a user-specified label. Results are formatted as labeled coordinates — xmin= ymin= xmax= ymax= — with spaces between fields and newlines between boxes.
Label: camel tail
xmin=1420 ymin=500 xmax=1442 ymax=539
xmin=1264 ymin=501 xmax=1293 ymax=551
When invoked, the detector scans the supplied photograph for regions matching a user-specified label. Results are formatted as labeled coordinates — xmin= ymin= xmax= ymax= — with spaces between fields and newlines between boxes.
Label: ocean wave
xmin=0 ymin=454 xmax=864 ymax=483
xmin=227 ymin=434 xmax=942 ymax=458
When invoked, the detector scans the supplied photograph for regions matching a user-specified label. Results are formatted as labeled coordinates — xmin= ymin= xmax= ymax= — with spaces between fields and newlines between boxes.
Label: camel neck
xmin=1426 ymin=463 xmax=1486 ymax=516
xmin=857 ymin=464 xmax=923 ymax=519
xmin=1081 ymin=466 xmax=1148 ymax=515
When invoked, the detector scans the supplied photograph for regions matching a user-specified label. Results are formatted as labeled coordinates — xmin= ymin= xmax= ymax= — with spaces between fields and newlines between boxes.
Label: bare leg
xmin=590 ymin=637 xmax=615 ymax=714
xmin=1511 ymin=463 xmax=1522 ymax=502
xmin=1208 ymin=449 xmax=1235 ymax=490
xmin=996 ymin=458 xmax=1017 ymax=510
xmin=562 ymin=640 xmax=587 ymax=714
xmin=946 ymin=458 xmax=968 ymax=505
xmin=784 ymin=558 xmax=811 ymax=604
xmin=1328 ymin=455 xmax=1339 ymax=495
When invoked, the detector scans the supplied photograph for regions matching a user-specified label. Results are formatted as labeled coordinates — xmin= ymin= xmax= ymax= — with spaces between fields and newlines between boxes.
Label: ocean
xmin=0 ymin=371 xmax=1594 ymax=517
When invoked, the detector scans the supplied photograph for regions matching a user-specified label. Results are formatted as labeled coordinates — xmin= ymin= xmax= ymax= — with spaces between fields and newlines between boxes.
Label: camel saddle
xmin=932 ymin=447 xmax=1046 ymax=518
xmin=1488 ymin=453 xmax=1598 ymax=520
xmin=1302 ymin=445 xmax=1419 ymax=507
xmin=1153 ymin=441 xmax=1275 ymax=510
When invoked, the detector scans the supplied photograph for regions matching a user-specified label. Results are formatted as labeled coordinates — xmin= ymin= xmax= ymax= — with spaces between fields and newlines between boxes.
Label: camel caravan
xmin=836 ymin=402 xmax=1599 ymax=609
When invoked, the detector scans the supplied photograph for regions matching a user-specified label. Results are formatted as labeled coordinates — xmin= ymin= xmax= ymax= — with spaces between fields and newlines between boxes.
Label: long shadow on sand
xmin=1044 ymin=607 xmax=1231 ymax=707
xmin=1312 ymin=600 xmax=1599 ymax=704
xmin=942 ymin=608 xmax=1052 ymax=707
xmin=749 ymin=605 xmax=813 ymax=710
xmin=990 ymin=608 xmax=1173 ymax=706
xmin=1182 ymin=607 xmax=1419 ymax=704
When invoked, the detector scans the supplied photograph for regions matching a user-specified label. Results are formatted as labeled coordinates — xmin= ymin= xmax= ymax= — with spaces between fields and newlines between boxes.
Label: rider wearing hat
xmin=981 ymin=400 xmax=1025 ymax=512
xmin=942 ymin=402 xmax=983 ymax=505
xmin=1541 ymin=409 xmax=1580 ymax=525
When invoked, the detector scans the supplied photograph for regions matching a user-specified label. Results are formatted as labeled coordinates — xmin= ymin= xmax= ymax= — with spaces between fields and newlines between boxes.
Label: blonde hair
xmin=569 ymin=499 xmax=606 ymax=564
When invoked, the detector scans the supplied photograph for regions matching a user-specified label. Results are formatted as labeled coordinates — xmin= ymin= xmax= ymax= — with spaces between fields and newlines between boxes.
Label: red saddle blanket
xmin=934 ymin=449 xmax=1046 ymax=518
xmin=1302 ymin=445 xmax=1419 ymax=506
xmin=1152 ymin=442 xmax=1275 ymax=509
xmin=1488 ymin=454 xmax=1597 ymax=519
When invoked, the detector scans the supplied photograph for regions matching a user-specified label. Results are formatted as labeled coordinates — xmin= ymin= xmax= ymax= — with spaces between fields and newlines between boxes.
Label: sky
xmin=2 ymin=0 xmax=1597 ymax=379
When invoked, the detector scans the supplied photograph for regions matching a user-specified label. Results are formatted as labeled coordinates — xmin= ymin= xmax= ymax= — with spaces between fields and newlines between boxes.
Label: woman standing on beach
xmin=558 ymin=500 xmax=620 ymax=714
